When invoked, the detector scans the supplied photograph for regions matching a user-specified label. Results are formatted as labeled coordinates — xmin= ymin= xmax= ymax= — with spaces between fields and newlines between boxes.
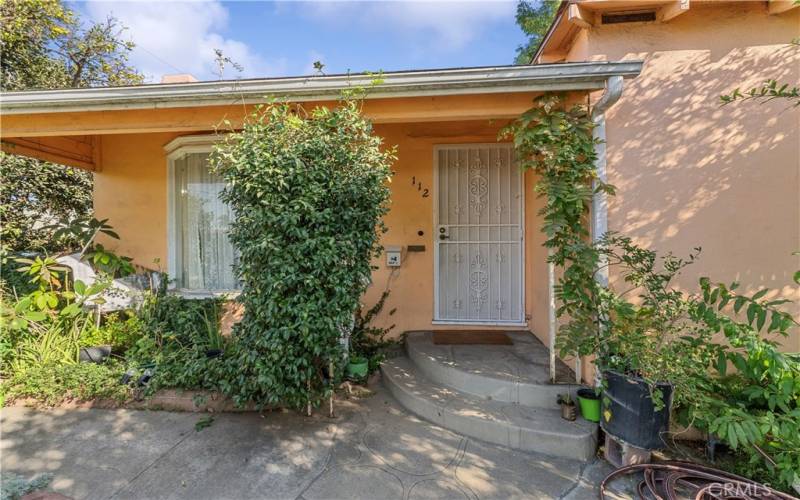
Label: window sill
xmin=169 ymin=289 xmax=241 ymax=300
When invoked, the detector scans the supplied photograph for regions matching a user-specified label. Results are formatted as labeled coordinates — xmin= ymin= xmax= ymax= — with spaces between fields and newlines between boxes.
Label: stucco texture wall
xmin=565 ymin=3 xmax=800 ymax=352
xmin=93 ymin=120 xmax=550 ymax=339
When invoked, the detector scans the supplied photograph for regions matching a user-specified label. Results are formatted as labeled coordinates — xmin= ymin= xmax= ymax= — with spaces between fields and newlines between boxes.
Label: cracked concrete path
xmin=1 ymin=383 xmax=633 ymax=500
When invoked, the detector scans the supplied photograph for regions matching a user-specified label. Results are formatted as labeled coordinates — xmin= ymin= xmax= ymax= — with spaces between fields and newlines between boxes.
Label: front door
xmin=434 ymin=144 xmax=524 ymax=324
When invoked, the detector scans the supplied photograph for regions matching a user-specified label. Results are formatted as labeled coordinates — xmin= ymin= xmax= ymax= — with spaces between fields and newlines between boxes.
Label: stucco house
xmin=1 ymin=0 xmax=797 ymax=460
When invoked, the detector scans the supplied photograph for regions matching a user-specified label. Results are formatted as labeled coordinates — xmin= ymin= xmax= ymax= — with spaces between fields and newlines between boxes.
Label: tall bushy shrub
xmin=211 ymin=98 xmax=394 ymax=409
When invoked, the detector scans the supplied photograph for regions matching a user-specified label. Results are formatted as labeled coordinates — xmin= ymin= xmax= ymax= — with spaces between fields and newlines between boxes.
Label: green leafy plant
xmin=514 ymin=0 xmax=560 ymax=64
xmin=350 ymin=290 xmax=396 ymax=372
xmin=120 ymin=283 xmax=227 ymax=394
xmin=505 ymin=93 xmax=798 ymax=491
xmin=680 ymin=278 xmax=800 ymax=492
xmin=0 ymin=153 xmax=92 ymax=254
xmin=79 ymin=312 xmax=144 ymax=351
xmin=210 ymin=95 xmax=394 ymax=410
xmin=83 ymin=243 xmax=134 ymax=278
xmin=136 ymin=281 xmax=223 ymax=347
xmin=49 ymin=216 xmax=134 ymax=278
xmin=1 ymin=255 xmax=110 ymax=377
xmin=0 ymin=361 xmax=128 ymax=407
xmin=720 ymin=79 xmax=800 ymax=107
xmin=501 ymin=94 xmax=609 ymax=369
xmin=199 ymin=308 xmax=224 ymax=351
xmin=8 ymin=317 xmax=92 ymax=373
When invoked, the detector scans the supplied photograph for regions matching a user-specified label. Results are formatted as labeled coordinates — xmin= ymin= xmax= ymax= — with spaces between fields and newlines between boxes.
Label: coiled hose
xmin=600 ymin=461 xmax=798 ymax=500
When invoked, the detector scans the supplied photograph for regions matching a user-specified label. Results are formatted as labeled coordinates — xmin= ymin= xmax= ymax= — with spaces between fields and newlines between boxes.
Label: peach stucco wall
xmin=563 ymin=3 xmax=800 ymax=368
xmin=92 ymin=119 xmax=551 ymax=339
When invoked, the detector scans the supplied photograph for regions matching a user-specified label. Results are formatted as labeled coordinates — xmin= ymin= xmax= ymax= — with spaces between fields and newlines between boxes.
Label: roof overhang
xmin=0 ymin=62 xmax=642 ymax=115
xmin=533 ymin=0 xmax=697 ymax=63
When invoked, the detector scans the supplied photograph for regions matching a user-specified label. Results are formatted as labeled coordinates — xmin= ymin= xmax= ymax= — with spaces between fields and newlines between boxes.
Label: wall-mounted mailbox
xmin=386 ymin=246 xmax=401 ymax=267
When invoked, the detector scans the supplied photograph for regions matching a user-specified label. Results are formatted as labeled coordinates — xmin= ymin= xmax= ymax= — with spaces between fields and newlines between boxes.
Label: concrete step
xmin=381 ymin=356 xmax=598 ymax=461
xmin=405 ymin=331 xmax=569 ymax=408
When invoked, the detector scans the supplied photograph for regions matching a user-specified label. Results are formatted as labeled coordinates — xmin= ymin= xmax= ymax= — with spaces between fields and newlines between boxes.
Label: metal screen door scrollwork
xmin=435 ymin=145 xmax=523 ymax=323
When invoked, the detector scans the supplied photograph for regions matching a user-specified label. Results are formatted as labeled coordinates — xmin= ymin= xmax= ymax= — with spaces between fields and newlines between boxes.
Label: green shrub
xmin=120 ymin=286 xmax=228 ymax=393
xmin=0 ymin=472 xmax=54 ymax=500
xmin=1 ymin=362 xmax=129 ymax=406
xmin=79 ymin=312 xmax=144 ymax=352
xmin=137 ymin=283 xmax=223 ymax=347
xmin=210 ymin=96 xmax=394 ymax=409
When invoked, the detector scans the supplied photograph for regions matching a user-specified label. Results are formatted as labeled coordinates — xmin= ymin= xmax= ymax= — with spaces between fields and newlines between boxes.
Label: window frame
xmin=164 ymin=135 xmax=238 ymax=297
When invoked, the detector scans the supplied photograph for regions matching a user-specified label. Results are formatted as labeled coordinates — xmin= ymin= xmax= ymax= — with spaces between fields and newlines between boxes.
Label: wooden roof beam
xmin=568 ymin=4 xmax=595 ymax=29
xmin=768 ymin=0 xmax=799 ymax=15
xmin=660 ymin=0 xmax=690 ymax=22
xmin=1 ymin=136 xmax=98 ymax=171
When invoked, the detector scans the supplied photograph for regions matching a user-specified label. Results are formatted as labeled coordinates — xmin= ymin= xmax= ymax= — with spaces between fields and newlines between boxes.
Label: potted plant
xmin=346 ymin=356 xmax=369 ymax=380
xmin=200 ymin=309 xmax=225 ymax=358
xmin=557 ymin=392 xmax=577 ymax=421
xmin=576 ymin=387 xmax=600 ymax=423
xmin=558 ymin=234 xmax=702 ymax=450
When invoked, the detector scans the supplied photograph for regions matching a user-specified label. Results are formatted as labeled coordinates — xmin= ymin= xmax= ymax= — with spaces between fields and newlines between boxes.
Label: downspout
xmin=586 ymin=75 xmax=624 ymax=383
xmin=591 ymin=74 xmax=624 ymax=265
xmin=547 ymin=75 xmax=625 ymax=384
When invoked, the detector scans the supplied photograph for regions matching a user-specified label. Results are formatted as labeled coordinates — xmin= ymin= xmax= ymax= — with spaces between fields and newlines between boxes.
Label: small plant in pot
xmin=557 ymin=392 xmax=577 ymax=421
xmin=199 ymin=308 xmax=225 ymax=358
xmin=346 ymin=355 xmax=369 ymax=381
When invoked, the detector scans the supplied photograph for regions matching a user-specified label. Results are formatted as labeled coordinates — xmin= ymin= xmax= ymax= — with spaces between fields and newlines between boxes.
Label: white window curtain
xmin=173 ymin=152 xmax=239 ymax=291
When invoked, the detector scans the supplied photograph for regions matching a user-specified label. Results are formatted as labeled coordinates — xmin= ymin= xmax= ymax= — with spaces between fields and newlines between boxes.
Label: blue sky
xmin=73 ymin=1 xmax=527 ymax=83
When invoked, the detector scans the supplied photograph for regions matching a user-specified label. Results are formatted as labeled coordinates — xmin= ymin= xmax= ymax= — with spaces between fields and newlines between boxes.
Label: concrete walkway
xmin=1 ymin=383 xmax=632 ymax=500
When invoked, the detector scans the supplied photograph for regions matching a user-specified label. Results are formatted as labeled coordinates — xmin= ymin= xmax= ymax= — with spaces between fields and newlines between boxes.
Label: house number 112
xmin=411 ymin=176 xmax=429 ymax=198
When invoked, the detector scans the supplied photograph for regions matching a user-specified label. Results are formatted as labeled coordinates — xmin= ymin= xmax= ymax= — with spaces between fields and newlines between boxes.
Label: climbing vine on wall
xmin=500 ymin=94 xmax=610 ymax=357
xmin=211 ymin=97 xmax=395 ymax=410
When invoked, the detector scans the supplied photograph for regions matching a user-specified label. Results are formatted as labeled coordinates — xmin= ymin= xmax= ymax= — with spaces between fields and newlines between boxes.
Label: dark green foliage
xmin=210 ymin=98 xmax=394 ymax=409
xmin=137 ymin=282 xmax=224 ymax=348
xmin=1 ymin=0 xmax=144 ymax=257
xmin=0 ymin=153 xmax=93 ymax=253
xmin=514 ymin=0 xmax=560 ymax=64
xmin=120 ymin=281 xmax=228 ymax=393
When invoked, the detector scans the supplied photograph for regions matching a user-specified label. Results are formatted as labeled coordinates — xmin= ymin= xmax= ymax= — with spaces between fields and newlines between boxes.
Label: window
xmin=166 ymin=138 xmax=239 ymax=292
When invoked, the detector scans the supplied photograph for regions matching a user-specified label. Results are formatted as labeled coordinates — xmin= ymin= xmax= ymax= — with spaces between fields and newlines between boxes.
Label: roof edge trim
xmin=1 ymin=61 xmax=642 ymax=115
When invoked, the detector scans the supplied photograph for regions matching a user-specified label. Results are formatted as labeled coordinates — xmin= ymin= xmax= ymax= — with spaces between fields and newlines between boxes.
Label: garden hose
xmin=600 ymin=461 xmax=798 ymax=500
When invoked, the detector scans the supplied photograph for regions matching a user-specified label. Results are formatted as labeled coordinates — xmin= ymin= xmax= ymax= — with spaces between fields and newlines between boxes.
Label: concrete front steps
xmin=381 ymin=331 xmax=598 ymax=461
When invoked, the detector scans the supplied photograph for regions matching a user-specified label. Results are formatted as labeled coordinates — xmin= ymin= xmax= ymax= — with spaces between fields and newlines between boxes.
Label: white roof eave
xmin=0 ymin=61 xmax=643 ymax=115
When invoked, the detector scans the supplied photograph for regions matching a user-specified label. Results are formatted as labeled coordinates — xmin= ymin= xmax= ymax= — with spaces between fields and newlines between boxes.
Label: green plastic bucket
xmin=577 ymin=388 xmax=601 ymax=423
xmin=346 ymin=356 xmax=369 ymax=380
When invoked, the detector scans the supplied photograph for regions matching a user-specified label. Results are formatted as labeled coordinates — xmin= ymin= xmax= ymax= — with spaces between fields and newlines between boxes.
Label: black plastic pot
xmin=601 ymin=370 xmax=673 ymax=450
xmin=79 ymin=345 xmax=111 ymax=363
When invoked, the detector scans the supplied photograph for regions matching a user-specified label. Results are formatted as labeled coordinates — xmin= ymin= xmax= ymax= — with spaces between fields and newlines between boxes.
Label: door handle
xmin=439 ymin=234 xmax=450 ymax=240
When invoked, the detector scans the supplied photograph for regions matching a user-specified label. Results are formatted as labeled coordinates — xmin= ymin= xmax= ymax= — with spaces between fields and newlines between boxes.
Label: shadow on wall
xmin=604 ymin=41 xmax=800 ymax=349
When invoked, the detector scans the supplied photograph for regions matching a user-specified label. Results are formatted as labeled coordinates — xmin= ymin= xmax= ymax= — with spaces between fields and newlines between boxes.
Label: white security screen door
xmin=434 ymin=144 xmax=524 ymax=324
